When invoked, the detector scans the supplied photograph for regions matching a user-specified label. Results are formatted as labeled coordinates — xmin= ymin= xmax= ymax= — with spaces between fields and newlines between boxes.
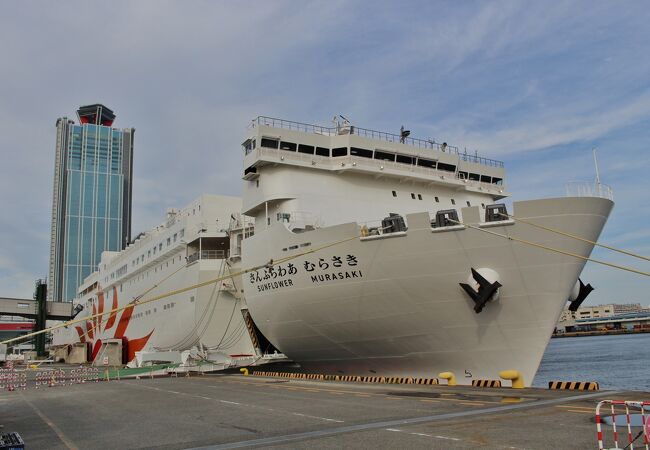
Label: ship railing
xmin=253 ymin=116 xmax=336 ymax=136
xmin=565 ymin=181 xmax=614 ymax=200
xmin=251 ymin=116 xmax=504 ymax=168
xmin=287 ymin=210 xmax=323 ymax=231
xmin=186 ymin=249 xmax=229 ymax=264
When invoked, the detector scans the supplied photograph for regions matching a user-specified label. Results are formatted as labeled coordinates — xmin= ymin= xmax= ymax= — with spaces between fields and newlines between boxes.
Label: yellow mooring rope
xmin=4 ymin=215 xmax=648 ymax=347
xmin=450 ymin=219 xmax=650 ymax=277
xmin=0 ymin=233 xmax=361 ymax=346
xmin=500 ymin=213 xmax=650 ymax=263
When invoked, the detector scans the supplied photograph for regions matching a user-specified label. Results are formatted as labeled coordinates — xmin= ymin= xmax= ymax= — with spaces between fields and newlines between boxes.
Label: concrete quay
xmin=0 ymin=371 xmax=647 ymax=449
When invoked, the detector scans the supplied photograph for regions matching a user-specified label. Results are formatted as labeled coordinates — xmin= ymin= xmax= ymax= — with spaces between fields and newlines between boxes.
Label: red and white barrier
xmin=596 ymin=400 xmax=650 ymax=450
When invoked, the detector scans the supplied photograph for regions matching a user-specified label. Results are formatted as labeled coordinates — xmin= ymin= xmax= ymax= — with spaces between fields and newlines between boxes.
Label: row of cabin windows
xmin=258 ymin=138 xmax=502 ymax=185
xmin=121 ymin=254 xmax=184 ymax=287
xmin=130 ymin=229 xmax=185 ymax=269
xmin=391 ymin=190 xmax=484 ymax=208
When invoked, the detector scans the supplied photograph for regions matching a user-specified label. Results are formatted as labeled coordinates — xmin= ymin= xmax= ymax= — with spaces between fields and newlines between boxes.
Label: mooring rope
xmin=499 ymin=213 xmax=650 ymax=263
xmin=450 ymin=219 xmax=650 ymax=277
xmin=0 ymin=232 xmax=361 ymax=346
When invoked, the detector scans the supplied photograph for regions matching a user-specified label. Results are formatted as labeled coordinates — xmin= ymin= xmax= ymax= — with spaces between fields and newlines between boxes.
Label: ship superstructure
xmin=240 ymin=116 xmax=613 ymax=386
xmin=53 ymin=194 xmax=263 ymax=368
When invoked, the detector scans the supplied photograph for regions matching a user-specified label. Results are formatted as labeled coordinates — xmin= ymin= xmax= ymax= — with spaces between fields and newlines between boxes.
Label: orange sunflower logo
xmin=74 ymin=286 xmax=154 ymax=363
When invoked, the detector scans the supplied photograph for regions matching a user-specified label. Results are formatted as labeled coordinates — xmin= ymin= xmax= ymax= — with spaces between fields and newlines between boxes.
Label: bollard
xmin=240 ymin=368 xmax=249 ymax=376
xmin=438 ymin=372 xmax=457 ymax=386
xmin=499 ymin=370 xmax=525 ymax=389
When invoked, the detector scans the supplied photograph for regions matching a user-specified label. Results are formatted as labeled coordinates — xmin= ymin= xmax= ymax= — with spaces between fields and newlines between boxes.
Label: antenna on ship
xmin=593 ymin=147 xmax=601 ymax=187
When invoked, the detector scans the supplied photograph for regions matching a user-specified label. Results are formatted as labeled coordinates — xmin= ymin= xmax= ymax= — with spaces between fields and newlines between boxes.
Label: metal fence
xmin=252 ymin=116 xmax=504 ymax=168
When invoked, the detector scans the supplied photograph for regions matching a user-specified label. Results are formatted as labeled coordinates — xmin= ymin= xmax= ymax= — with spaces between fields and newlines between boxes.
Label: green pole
xmin=34 ymin=279 xmax=47 ymax=357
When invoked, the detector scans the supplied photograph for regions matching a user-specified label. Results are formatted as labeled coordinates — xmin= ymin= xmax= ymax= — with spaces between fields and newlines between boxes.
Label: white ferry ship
xmin=52 ymin=194 xmax=266 ymax=368
xmin=240 ymin=116 xmax=613 ymax=386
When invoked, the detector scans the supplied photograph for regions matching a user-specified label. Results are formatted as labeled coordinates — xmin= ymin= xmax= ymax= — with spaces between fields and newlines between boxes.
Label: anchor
xmin=459 ymin=268 xmax=502 ymax=314
xmin=568 ymin=278 xmax=594 ymax=312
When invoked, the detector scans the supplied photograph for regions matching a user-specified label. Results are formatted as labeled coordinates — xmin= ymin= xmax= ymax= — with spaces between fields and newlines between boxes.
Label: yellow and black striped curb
xmin=548 ymin=381 xmax=599 ymax=391
xmin=250 ymin=371 xmax=438 ymax=385
xmin=471 ymin=379 xmax=502 ymax=388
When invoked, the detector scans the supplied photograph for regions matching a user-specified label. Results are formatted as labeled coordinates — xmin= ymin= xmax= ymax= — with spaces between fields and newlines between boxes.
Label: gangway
xmin=1 ymin=280 xmax=73 ymax=357
xmin=0 ymin=297 xmax=72 ymax=320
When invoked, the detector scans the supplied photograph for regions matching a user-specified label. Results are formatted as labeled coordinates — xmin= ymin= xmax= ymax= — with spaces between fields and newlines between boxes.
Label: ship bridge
xmin=242 ymin=116 xmax=507 ymax=199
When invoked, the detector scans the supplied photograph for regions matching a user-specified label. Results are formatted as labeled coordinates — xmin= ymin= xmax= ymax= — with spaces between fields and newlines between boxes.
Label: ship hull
xmin=242 ymin=197 xmax=613 ymax=386
xmin=53 ymin=260 xmax=256 ymax=363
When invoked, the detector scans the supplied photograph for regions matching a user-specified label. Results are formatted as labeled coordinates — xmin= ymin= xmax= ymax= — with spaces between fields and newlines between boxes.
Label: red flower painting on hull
xmin=76 ymin=286 xmax=154 ymax=363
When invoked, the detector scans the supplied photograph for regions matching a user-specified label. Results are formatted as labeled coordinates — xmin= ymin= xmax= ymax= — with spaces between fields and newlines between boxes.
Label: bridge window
xmin=351 ymin=147 xmax=373 ymax=158
xmin=458 ymin=171 xmax=468 ymax=180
xmin=396 ymin=154 xmax=413 ymax=164
xmin=492 ymin=177 xmax=503 ymax=185
xmin=315 ymin=147 xmax=329 ymax=157
xmin=374 ymin=150 xmax=395 ymax=161
xmin=332 ymin=147 xmax=347 ymax=157
xmin=417 ymin=158 xmax=436 ymax=168
xmin=469 ymin=173 xmax=480 ymax=181
xmin=261 ymin=138 xmax=279 ymax=149
xmin=480 ymin=175 xmax=492 ymax=183
xmin=280 ymin=141 xmax=296 ymax=151
xmin=437 ymin=162 xmax=456 ymax=172
xmin=298 ymin=144 xmax=314 ymax=154
xmin=242 ymin=139 xmax=255 ymax=155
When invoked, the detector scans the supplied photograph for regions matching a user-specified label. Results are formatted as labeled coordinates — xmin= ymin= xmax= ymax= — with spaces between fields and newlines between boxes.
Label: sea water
xmin=533 ymin=333 xmax=650 ymax=391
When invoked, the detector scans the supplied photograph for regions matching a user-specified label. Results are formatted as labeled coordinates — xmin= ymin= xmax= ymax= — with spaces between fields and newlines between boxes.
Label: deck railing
xmin=186 ymin=249 xmax=229 ymax=264
xmin=252 ymin=116 xmax=504 ymax=168
xmin=565 ymin=182 xmax=614 ymax=200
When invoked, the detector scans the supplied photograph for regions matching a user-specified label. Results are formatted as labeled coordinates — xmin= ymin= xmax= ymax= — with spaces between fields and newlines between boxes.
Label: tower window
xmin=411 ymin=193 xmax=416 ymax=199
xmin=451 ymin=199 xmax=456 ymax=205
xmin=466 ymin=201 xmax=471 ymax=207
xmin=392 ymin=191 xmax=397 ymax=197
xmin=418 ymin=194 xmax=423 ymax=200
xmin=435 ymin=197 xmax=439 ymax=203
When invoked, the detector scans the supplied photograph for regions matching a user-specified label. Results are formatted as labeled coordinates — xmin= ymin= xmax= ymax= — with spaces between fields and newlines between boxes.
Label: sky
xmin=0 ymin=1 xmax=648 ymax=306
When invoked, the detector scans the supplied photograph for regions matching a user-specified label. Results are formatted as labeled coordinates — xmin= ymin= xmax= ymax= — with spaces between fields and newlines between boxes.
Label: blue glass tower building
xmin=48 ymin=105 xmax=134 ymax=301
